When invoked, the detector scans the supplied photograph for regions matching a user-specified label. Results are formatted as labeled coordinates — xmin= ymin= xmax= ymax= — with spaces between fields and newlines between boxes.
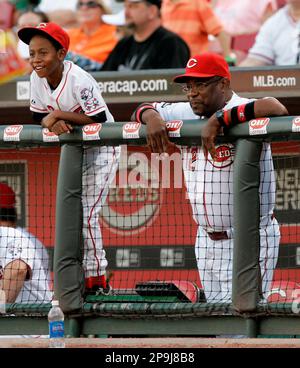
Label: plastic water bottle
xmin=48 ymin=300 xmax=65 ymax=348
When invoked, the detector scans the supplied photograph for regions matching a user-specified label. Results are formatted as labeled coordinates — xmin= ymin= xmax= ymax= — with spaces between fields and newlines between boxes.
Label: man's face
xmin=180 ymin=77 xmax=227 ymax=117
xmin=76 ymin=0 xmax=104 ymax=25
xmin=124 ymin=1 xmax=152 ymax=29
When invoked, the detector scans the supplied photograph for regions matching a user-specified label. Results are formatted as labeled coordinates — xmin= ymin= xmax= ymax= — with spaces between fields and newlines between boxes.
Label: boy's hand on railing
xmin=41 ymin=111 xmax=60 ymax=130
xmin=50 ymin=120 xmax=73 ymax=135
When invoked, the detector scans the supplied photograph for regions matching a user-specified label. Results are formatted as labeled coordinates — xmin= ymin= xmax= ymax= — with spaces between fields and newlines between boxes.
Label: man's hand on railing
xmin=137 ymin=109 xmax=176 ymax=154
xmin=201 ymin=114 xmax=223 ymax=159
xmin=146 ymin=116 xmax=173 ymax=154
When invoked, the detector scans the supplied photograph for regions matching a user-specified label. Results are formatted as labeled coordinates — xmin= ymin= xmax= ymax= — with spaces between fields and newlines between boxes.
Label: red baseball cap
xmin=18 ymin=22 xmax=70 ymax=52
xmin=0 ymin=183 xmax=16 ymax=209
xmin=173 ymin=53 xmax=231 ymax=83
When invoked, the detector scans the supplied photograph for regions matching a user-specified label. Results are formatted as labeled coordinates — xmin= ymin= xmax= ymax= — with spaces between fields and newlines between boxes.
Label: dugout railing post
xmin=232 ymin=139 xmax=262 ymax=312
xmin=54 ymin=144 xmax=85 ymax=313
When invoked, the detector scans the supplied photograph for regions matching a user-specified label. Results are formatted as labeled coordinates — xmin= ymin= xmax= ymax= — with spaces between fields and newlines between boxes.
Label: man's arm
xmin=131 ymin=104 xmax=174 ymax=154
xmin=239 ymin=56 xmax=269 ymax=67
xmin=2 ymin=260 xmax=28 ymax=303
xmin=201 ymin=97 xmax=289 ymax=158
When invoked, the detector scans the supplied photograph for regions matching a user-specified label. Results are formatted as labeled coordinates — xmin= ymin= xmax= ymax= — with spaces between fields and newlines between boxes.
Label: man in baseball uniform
xmin=132 ymin=53 xmax=288 ymax=302
xmin=0 ymin=183 xmax=52 ymax=303
xmin=17 ymin=22 xmax=119 ymax=295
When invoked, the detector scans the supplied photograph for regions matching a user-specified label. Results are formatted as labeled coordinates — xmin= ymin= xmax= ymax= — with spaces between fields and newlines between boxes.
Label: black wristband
xmin=135 ymin=104 xmax=158 ymax=124
xmin=230 ymin=106 xmax=239 ymax=125
xmin=244 ymin=101 xmax=255 ymax=121
xmin=215 ymin=109 xmax=227 ymax=128
xmin=231 ymin=101 xmax=256 ymax=126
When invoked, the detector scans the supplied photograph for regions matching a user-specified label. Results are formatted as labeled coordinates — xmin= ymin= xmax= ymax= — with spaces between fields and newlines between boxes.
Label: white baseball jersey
xmin=30 ymin=60 xmax=119 ymax=280
xmin=30 ymin=60 xmax=114 ymax=120
xmin=248 ymin=5 xmax=300 ymax=65
xmin=0 ymin=226 xmax=52 ymax=303
xmin=154 ymin=92 xmax=276 ymax=232
xmin=154 ymin=93 xmax=279 ymax=303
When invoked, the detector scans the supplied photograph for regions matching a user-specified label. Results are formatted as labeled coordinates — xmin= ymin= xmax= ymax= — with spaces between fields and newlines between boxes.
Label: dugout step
xmin=135 ymin=281 xmax=206 ymax=303
xmin=85 ymin=281 xmax=206 ymax=304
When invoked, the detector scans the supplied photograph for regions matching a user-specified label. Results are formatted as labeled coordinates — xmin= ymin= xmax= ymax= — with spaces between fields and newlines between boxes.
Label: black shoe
xmin=95 ymin=282 xmax=113 ymax=296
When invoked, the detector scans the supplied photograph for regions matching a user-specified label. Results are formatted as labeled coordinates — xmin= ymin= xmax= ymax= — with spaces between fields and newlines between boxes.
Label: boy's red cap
xmin=18 ymin=22 xmax=70 ymax=52
xmin=173 ymin=53 xmax=231 ymax=83
xmin=0 ymin=183 xmax=16 ymax=209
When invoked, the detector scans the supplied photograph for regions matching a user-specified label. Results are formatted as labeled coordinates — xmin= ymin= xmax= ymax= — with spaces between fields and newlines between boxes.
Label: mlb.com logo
xmin=3 ymin=125 xmax=23 ymax=141
xmin=82 ymin=123 xmax=102 ymax=141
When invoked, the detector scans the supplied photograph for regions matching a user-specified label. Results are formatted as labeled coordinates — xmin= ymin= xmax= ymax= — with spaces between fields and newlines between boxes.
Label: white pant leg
xmin=82 ymin=145 xmax=120 ymax=278
xmin=196 ymin=219 xmax=280 ymax=304
xmin=195 ymin=227 xmax=233 ymax=303
xmin=259 ymin=217 xmax=280 ymax=299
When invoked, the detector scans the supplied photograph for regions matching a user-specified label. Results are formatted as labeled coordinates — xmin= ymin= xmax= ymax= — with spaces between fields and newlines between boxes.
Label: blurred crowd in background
xmin=0 ymin=0 xmax=298 ymax=82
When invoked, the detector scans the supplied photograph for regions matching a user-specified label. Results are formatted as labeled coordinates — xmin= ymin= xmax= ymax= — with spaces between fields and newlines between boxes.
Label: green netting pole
xmin=233 ymin=139 xmax=262 ymax=312
xmin=67 ymin=318 xmax=82 ymax=338
xmin=246 ymin=318 xmax=258 ymax=338
xmin=54 ymin=144 xmax=84 ymax=313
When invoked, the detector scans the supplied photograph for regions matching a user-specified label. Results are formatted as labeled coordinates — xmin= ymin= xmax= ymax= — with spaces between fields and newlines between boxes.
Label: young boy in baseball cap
xmin=18 ymin=22 xmax=119 ymax=296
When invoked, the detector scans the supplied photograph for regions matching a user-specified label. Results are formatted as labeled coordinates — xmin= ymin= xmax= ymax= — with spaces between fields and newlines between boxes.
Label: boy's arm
xmin=41 ymin=110 xmax=107 ymax=135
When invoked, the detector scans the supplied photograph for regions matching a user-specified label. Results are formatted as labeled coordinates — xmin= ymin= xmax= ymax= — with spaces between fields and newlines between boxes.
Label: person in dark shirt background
xmin=101 ymin=0 xmax=190 ymax=71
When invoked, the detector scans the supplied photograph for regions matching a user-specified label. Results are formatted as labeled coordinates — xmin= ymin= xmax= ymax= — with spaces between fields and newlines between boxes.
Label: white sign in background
xmin=16 ymin=81 xmax=30 ymax=100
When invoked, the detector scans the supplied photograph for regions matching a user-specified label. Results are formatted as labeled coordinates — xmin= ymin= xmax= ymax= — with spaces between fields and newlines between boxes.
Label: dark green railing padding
xmin=0 ymin=116 xmax=299 ymax=148
xmin=233 ymin=139 xmax=262 ymax=312
xmin=54 ymin=144 xmax=85 ymax=313
xmin=1 ymin=301 xmax=297 ymax=316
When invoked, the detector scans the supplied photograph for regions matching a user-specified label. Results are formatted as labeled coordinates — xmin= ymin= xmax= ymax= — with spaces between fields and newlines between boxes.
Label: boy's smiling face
xmin=28 ymin=35 xmax=66 ymax=81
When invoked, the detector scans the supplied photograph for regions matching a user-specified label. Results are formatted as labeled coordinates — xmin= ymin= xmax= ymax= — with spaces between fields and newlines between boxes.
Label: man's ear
xmin=58 ymin=48 xmax=67 ymax=60
xmin=222 ymin=78 xmax=231 ymax=89
xmin=219 ymin=78 xmax=230 ymax=94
